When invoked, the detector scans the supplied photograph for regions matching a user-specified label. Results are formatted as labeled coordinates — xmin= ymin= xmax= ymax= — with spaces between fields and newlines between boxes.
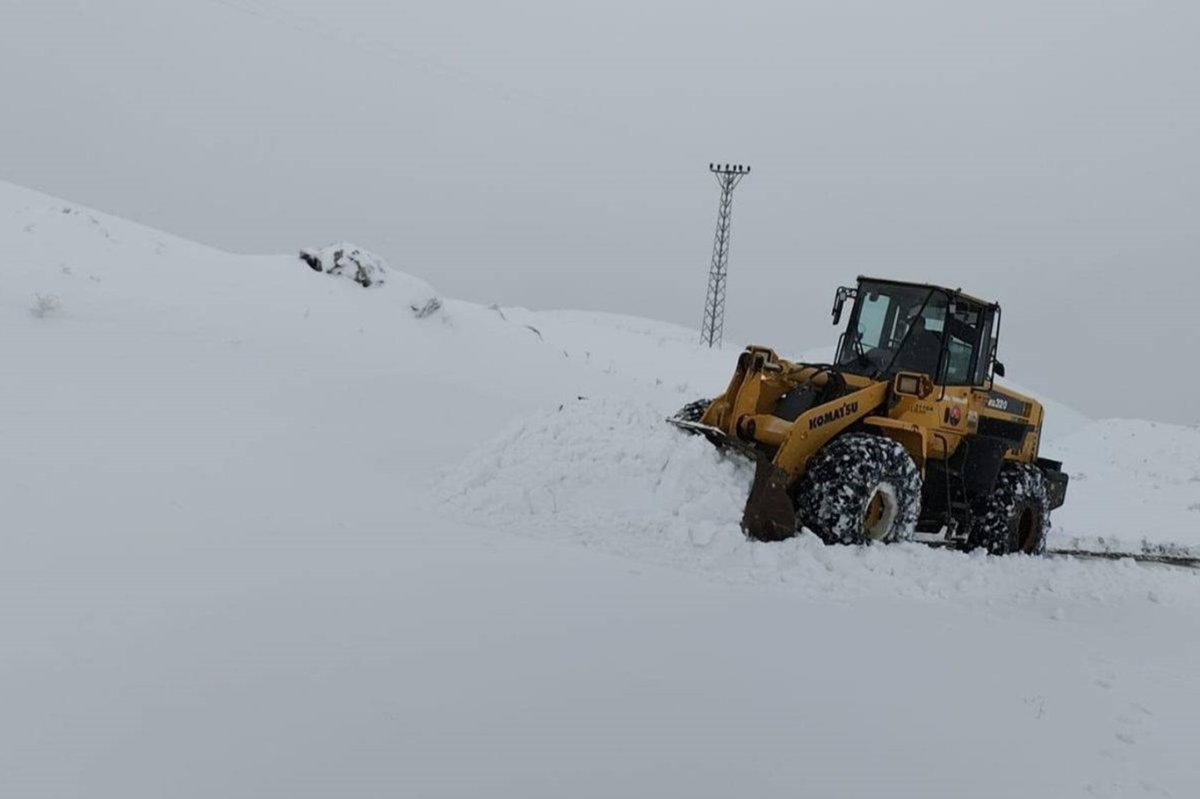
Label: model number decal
xmin=985 ymin=391 xmax=1029 ymax=417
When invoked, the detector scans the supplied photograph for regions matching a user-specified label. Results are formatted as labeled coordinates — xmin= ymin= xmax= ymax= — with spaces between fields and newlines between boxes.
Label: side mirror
xmin=831 ymin=286 xmax=854 ymax=326
xmin=994 ymin=361 xmax=1006 ymax=378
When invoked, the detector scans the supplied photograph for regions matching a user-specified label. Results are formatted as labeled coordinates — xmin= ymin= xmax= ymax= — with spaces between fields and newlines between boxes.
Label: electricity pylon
xmin=700 ymin=163 xmax=750 ymax=348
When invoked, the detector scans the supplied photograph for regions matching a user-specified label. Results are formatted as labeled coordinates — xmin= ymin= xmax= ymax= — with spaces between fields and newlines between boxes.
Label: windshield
xmin=836 ymin=282 xmax=948 ymax=377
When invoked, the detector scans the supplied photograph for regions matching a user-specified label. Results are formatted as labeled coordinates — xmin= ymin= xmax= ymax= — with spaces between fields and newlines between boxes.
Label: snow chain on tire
xmin=796 ymin=432 xmax=922 ymax=545
xmin=968 ymin=462 xmax=1050 ymax=555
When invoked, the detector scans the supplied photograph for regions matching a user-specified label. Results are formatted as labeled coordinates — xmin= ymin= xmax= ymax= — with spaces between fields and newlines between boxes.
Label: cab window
xmin=939 ymin=300 xmax=988 ymax=385
xmin=972 ymin=310 xmax=997 ymax=386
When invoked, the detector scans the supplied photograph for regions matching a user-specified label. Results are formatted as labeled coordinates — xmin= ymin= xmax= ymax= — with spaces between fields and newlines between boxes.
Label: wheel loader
xmin=670 ymin=277 xmax=1069 ymax=554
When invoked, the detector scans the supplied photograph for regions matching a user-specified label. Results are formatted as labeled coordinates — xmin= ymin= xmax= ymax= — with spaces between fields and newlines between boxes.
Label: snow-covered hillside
xmin=4 ymin=180 xmax=1200 ymax=797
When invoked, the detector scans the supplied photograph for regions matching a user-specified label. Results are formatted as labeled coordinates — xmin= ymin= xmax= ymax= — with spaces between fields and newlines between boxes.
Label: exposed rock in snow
xmin=300 ymin=242 xmax=389 ymax=288
xmin=300 ymin=241 xmax=442 ymax=317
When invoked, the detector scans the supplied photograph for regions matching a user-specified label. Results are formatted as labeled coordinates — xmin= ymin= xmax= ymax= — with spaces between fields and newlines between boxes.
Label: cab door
xmin=929 ymin=300 xmax=992 ymax=451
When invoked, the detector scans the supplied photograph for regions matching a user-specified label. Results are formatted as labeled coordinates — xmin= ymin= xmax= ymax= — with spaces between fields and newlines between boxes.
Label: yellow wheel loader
xmin=671 ymin=277 xmax=1068 ymax=554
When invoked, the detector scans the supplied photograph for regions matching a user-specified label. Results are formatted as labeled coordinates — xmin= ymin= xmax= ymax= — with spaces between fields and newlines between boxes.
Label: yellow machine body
xmin=701 ymin=346 xmax=1043 ymax=479
xmin=676 ymin=277 xmax=1066 ymax=542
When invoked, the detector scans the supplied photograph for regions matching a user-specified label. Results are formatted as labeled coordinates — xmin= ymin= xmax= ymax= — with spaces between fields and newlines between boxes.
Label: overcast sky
xmin=5 ymin=0 xmax=1198 ymax=423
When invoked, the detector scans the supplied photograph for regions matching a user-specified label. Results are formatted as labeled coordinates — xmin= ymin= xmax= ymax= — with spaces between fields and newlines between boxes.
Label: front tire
xmin=796 ymin=433 xmax=922 ymax=545
xmin=968 ymin=463 xmax=1050 ymax=555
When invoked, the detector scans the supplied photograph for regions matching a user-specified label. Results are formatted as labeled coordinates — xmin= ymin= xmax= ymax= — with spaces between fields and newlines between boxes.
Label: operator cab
xmin=831 ymin=278 xmax=1001 ymax=386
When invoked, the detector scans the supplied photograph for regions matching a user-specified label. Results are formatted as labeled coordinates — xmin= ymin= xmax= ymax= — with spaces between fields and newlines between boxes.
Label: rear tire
xmin=796 ymin=433 xmax=922 ymax=545
xmin=968 ymin=463 xmax=1049 ymax=555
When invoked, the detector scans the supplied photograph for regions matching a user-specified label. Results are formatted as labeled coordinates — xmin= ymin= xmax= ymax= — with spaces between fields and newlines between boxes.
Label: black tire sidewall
xmin=969 ymin=464 xmax=1050 ymax=555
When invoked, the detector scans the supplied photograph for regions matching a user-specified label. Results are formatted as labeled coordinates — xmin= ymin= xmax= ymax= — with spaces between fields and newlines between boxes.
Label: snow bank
xmin=443 ymin=397 xmax=753 ymax=554
xmin=440 ymin=397 xmax=1196 ymax=606
xmin=1051 ymin=418 xmax=1200 ymax=554
xmin=495 ymin=306 xmax=738 ymax=400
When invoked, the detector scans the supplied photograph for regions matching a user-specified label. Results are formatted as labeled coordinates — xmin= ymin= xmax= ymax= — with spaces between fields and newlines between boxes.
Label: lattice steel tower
xmin=700 ymin=163 xmax=750 ymax=347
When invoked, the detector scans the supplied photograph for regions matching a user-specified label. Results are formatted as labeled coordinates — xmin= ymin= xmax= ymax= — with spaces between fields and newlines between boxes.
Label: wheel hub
xmin=863 ymin=485 xmax=900 ymax=541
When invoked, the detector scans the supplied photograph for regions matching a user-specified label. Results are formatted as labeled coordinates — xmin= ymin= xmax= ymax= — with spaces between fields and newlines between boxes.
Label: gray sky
xmin=5 ymin=0 xmax=1199 ymax=424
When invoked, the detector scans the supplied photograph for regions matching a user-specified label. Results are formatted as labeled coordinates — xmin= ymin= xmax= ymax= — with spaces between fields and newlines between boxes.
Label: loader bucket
xmin=741 ymin=461 xmax=797 ymax=542
xmin=668 ymin=413 xmax=797 ymax=542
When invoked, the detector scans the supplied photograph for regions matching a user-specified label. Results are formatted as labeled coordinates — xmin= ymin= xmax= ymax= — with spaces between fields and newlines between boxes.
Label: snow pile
xmin=440 ymin=397 xmax=1197 ymax=605
xmin=1052 ymin=418 xmax=1200 ymax=555
xmin=300 ymin=241 xmax=442 ymax=316
xmin=444 ymin=397 xmax=753 ymax=554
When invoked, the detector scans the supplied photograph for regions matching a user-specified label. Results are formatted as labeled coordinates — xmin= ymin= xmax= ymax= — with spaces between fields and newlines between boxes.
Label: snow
xmin=4 ymin=179 xmax=1200 ymax=797
xmin=299 ymin=242 xmax=443 ymax=318
xmin=438 ymin=397 xmax=1194 ymax=606
xmin=1002 ymin=377 xmax=1092 ymax=444
xmin=1052 ymin=419 xmax=1200 ymax=556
